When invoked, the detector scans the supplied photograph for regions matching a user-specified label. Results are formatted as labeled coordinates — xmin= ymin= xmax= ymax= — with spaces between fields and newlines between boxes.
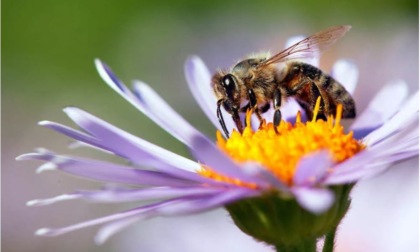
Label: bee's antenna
xmin=217 ymin=99 xmax=230 ymax=138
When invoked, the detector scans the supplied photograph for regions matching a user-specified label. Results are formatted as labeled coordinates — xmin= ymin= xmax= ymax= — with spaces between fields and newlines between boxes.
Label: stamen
xmin=312 ymin=96 xmax=322 ymax=122
xmin=245 ymin=109 xmax=252 ymax=130
xmin=334 ymin=104 xmax=343 ymax=130
xmin=199 ymin=103 xmax=364 ymax=187
xmin=296 ymin=111 xmax=302 ymax=124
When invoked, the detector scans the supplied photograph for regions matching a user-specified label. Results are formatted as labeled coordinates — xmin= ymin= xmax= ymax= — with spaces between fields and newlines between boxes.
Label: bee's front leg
xmin=218 ymin=100 xmax=244 ymax=137
xmin=240 ymin=101 xmax=270 ymax=128
xmin=217 ymin=99 xmax=230 ymax=138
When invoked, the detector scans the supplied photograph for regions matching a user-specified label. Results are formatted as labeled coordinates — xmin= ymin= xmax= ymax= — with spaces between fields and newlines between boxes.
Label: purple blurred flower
xmin=19 ymin=36 xmax=418 ymax=245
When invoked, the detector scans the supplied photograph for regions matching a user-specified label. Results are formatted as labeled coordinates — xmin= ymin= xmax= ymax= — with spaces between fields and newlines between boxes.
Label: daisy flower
xmin=19 ymin=36 xmax=418 ymax=251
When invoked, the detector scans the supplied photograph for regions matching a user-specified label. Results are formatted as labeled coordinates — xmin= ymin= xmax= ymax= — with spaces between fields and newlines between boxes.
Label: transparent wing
xmin=260 ymin=25 xmax=351 ymax=66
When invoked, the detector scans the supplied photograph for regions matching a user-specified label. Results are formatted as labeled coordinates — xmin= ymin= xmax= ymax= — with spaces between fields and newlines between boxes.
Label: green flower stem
xmin=322 ymin=226 xmax=337 ymax=252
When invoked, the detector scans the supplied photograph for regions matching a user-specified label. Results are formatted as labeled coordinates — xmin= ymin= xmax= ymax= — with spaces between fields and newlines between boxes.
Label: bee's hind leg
xmin=273 ymin=88 xmax=282 ymax=133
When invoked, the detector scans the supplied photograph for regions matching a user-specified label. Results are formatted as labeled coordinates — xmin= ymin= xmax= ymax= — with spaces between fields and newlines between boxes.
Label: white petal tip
xmin=26 ymin=200 xmax=40 ymax=206
xmin=132 ymin=79 xmax=147 ymax=88
xmin=185 ymin=55 xmax=202 ymax=65
xmin=36 ymin=162 xmax=57 ymax=173
xmin=68 ymin=141 xmax=84 ymax=149
xmin=35 ymin=228 xmax=53 ymax=236
xmin=62 ymin=107 xmax=76 ymax=114
xmin=15 ymin=154 xmax=28 ymax=161
xmin=94 ymin=58 xmax=104 ymax=69
xmin=62 ymin=107 xmax=86 ymax=123
xmin=94 ymin=59 xmax=124 ymax=91
xmin=27 ymin=194 xmax=79 ymax=206
xmin=38 ymin=121 xmax=50 ymax=126
xmin=35 ymin=148 xmax=50 ymax=153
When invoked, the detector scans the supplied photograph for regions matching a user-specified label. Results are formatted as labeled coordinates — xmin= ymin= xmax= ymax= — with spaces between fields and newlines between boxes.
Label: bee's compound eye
xmin=222 ymin=74 xmax=236 ymax=94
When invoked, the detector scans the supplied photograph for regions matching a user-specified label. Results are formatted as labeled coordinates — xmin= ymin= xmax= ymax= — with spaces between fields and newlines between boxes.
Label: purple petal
xmin=343 ymin=149 xmax=417 ymax=183
xmin=18 ymin=150 xmax=200 ymax=186
xmin=36 ymin=188 xmax=255 ymax=238
xmin=28 ymin=187 xmax=229 ymax=208
xmin=240 ymin=162 xmax=290 ymax=193
xmin=96 ymin=59 xmax=203 ymax=146
xmin=132 ymin=81 xmax=207 ymax=146
xmin=95 ymin=59 xmax=133 ymax=96
xmin=35 ymin=116 xmax=244 ymax=186
xmin=35 ymin=199 xmax=179 ymax=237
xmin=325 ymin=120 xmax=418 ymax=185
xmin=381 ymin=150 xmax=418 ymax=163
xmin=189 ymin=134 xmax=275 ymax=188
xmin=330 ymin=59 xmax=359 ymax=95
xmin=95 ymin=216 xmax=140 ymax=245
xmin=27 ymin=194 xmax=82 ymax=207
xmin=364 ymin=91 xmax=418 ymax=146
xmin=324 ymin=162 xmax=391 ymax=185
xmin=375 ymin=121 xmax=418 ymax=154
xmin=184 ymin=56 xmax=236 ymax=133
xmin=351 ymin=80 xmax=408 ymax=138
xmin=79 ymin=187 xmax=229 ymax=203
xmin=324 ymin=151 xmax=383 ymax=185
xmin=324 ymin=150 xmax=386 ymax=184
xmin=95 ymin=60 xmax=153 ymax=122
xmin=293 ymin=150 xmax=333 ymax=186
xmin=291 ymin=187 xmax=334 ymax=214
xmin=68 ymin=141 xmax=113 ymax=153
xmin=63 ymin=107 xmax=201 ymax=175
xmin=153 ymin=188 xmax=258 ymax=216
xmin=95 ymin=187 xmax=258 ymax=244
xmin=38 ymin=120 xmax=151 ymax=165
xmin=38 ymin=121 xmax=100 ymax=147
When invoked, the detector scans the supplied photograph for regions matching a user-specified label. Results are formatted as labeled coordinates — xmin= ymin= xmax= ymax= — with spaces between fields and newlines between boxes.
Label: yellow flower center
xmin=199 ymin=97 xmax=365 ymax=188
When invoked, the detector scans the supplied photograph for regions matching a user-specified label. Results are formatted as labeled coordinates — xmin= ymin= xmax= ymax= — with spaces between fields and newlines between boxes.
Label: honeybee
xmin=212 ymin=25 xmax=356 ymax=138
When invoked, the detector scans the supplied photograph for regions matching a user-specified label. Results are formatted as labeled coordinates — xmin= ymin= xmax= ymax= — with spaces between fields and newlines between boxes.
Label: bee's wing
xmin=259 ymin=25 xmax=351 ymax=66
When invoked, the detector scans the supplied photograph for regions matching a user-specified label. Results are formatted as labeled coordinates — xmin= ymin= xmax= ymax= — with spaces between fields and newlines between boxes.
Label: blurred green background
xmin=3 ymin=0 xmax=418 ymax=252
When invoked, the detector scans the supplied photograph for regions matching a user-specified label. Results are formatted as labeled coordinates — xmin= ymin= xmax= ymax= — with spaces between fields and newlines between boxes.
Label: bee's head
xmin=212 ymin=71 xmax=244 ymax=137
xmin=211 ymin=72 xmax=241 ymax=114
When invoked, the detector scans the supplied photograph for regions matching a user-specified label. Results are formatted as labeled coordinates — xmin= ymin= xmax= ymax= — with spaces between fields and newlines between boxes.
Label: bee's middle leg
xmin=245 ymin=89 xmax=270 ymax=128
xmin=273 ymin=88 xmax=282 ymax=133
xmin=240 ymin=102 xmax=270 ymax=128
